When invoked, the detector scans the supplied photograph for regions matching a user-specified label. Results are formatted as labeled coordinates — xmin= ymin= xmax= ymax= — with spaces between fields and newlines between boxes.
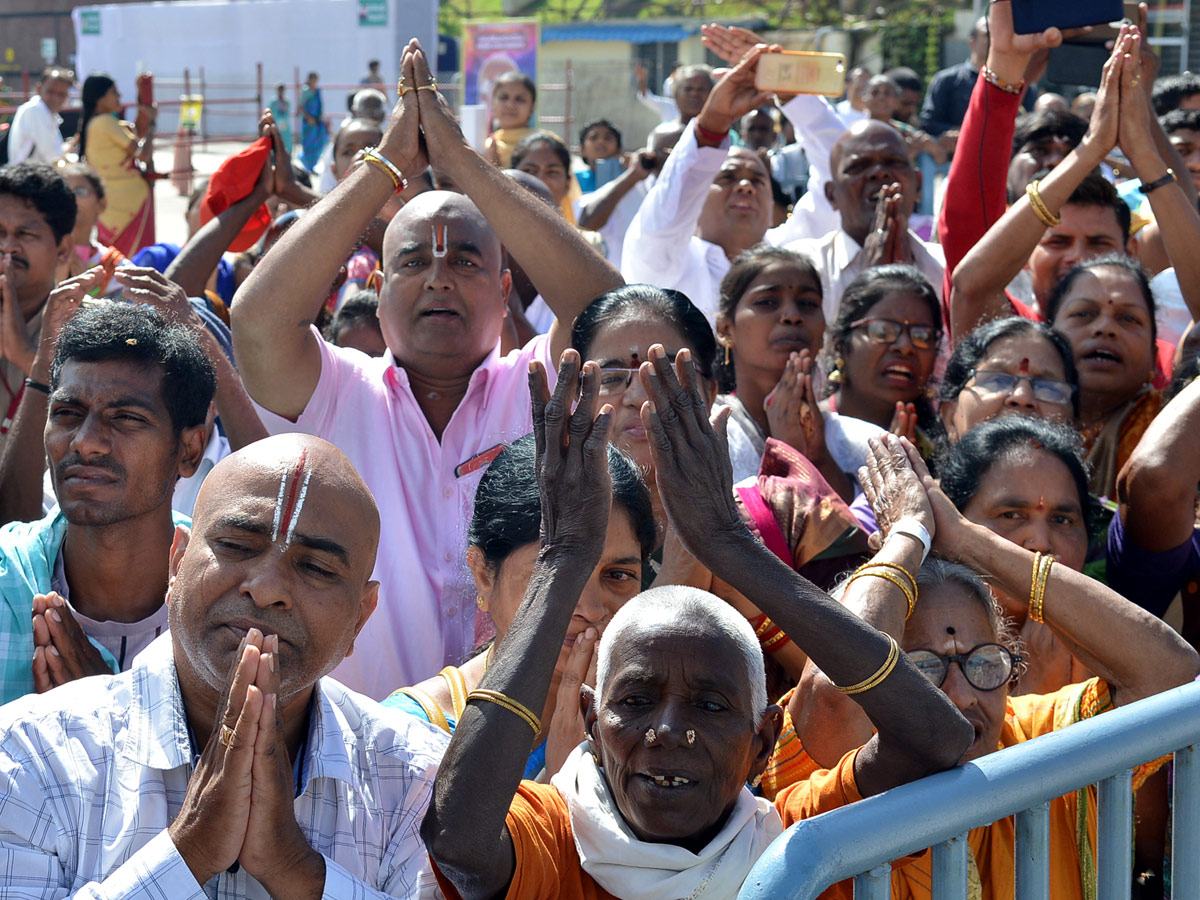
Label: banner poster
xmin=462 ymin=19 xmax=539 ymax=111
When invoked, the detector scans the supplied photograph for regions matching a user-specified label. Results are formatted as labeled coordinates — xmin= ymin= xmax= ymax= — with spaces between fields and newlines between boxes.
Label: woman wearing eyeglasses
xmin=822 ymin=264 xmax=943 ymax=453
xmin=938 ymin=316 xmax=1079 ymax=442
xmin=785 ymin=427 xmax=1198 ymax=900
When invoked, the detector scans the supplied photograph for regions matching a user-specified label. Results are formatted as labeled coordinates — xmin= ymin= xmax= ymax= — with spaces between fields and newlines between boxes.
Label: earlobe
xmin=177 ymin=423 xmax=209 ymax=480
xmin=345 ymin=580 xmax=381 ymax=657
xmin=56 ymin=234 xmax=74 ymax=264
xmin=167 ymin=525 xmax=191 ymax=585
xmin=938 ymin=399 xmax=958 ymax=442
xmin=824 ymin=182 xmax=836 ymax=209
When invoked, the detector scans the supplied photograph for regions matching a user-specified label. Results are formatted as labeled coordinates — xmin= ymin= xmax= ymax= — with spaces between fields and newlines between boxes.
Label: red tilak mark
xmin=432 ymin=224 xmax=448 ymax=258
xmin=1018 ymin=357 xmax=1030 ymax=375
xmin=278 ymin=447 xmax=309 ymax=539
xmin=1036 ymin=496 xmax=1045 ymax=511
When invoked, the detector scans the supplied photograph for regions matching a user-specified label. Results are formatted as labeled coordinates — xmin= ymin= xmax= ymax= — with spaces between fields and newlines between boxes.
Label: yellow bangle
xmin=833 ymin=634 xmax=900 ymax=695
xmin=467 ymin=689 xmax=542 ymax=738
xmin=847 ymin=567 xmax=917 ymax=619
xmin=362 ymin=146 xmax=407 ymax=194
xmin=858 ymin=562 xmax=918 ymax=612
xmin=1025 ymin=179 xmax=1062 ymax=227
xmin=1030 ymin=553 xmax=1054 ymax=623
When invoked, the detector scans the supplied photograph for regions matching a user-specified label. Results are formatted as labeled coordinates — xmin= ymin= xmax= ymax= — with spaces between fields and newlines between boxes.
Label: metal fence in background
xmin=739 ymin=680 xmax=1200 ymax=900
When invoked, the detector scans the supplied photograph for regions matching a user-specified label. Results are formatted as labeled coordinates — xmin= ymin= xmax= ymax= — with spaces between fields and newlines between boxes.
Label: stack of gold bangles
xmin=845 ymin=561 xmax=918 ymax=619
xmin=1026 ymin=179 xmax=1062 ymax=227
xmin=832 ymin=634 xmax=900 ymax=695
xmin=1029 ymin=551 xmax=1054 ymax=623
xmin=362 ymin=147 xmax=408 ymax=195
xmin=397 ymin=76 xmax=439 ymax=96
xmin=751 ymin=615 xmax=792 ymax=654
xmin=467 ymin=689 xmax=542 ymax=742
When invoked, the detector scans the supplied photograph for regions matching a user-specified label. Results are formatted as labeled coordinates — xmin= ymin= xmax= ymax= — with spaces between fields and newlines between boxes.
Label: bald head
xmin=382 ymin=191 xmax=503 ymax=274
xmin=503 ymin=168 xmax=555 ymax=206
xmin=827 ymin=119 xmax=920 ymax=244
xmin=830 ymin=118 xmax=909 ymax=171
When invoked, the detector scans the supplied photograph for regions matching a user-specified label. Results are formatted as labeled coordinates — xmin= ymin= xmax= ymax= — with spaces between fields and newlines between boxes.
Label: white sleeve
xmin=7 ymin=106 xmax=35 ymax=164
xmin=621 ymin=120 xmax=727 ymax=287
xmin=778 ymin=95 xmax=850 ymax=191
xmin=637 ymin=90 xmax=677 ymax=124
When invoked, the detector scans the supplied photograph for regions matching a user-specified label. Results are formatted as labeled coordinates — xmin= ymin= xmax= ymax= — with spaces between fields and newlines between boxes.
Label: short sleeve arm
xmin=774 ymin=746 xmax=864 ymax=828
xmin=251 ymin=326 xmax=358 ymax=435
xmin=1107 ymin=512 xmax=1200 ymax=618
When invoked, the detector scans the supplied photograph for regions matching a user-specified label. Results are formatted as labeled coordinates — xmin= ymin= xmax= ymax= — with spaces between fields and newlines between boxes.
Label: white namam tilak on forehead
xmin=432 ymin=224 xmax=449 ymax=258
xmin=270 ymin=446 xmax=315 ymax=551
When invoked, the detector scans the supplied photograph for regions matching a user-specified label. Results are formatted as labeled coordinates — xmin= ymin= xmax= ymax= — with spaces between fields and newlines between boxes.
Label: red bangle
xmin=694 ymin=122 xmax=729 ymax=144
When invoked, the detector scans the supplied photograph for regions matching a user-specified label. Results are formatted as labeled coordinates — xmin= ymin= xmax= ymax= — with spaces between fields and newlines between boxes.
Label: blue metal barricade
xmin=739 ymin=680 xmax=1200 ymax=900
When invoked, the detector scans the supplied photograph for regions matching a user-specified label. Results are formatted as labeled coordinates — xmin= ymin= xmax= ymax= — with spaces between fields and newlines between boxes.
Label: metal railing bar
xmin=737 ymin=681 xmax=1200 ymax=900
xmin=1173 ymin=745 xmax=1200 ymax=900
xmin=930 ymin=833 xmax=968 ymax=900
xmin=1014 ymin=801 xmax=1050 ymax=900
xmin=852 ymin=863 xmax=891 ymax=900
xmin=1097 ymin=769 xmax=1133 ymax=900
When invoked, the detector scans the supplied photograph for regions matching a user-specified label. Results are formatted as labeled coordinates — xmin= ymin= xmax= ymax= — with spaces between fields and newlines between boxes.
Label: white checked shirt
xmin=0 ymin=634 xmax=449 ymax=899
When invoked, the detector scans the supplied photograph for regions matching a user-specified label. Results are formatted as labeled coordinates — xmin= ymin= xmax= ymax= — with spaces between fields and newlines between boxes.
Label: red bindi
xmin=1018 ymin=357 xmax=1030 ymax=375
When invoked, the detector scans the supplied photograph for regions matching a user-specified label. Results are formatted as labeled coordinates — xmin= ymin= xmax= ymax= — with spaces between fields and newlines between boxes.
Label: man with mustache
xmin=0 ymin=301 xmax=213 ymax=702
xmin=0 ymin=163 xmax=76 ymax=455
xmin=0 ymin=431 xmax=449 ymax=898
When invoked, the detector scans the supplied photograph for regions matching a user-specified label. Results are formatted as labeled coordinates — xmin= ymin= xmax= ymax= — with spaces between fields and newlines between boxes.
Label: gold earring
xmin=476 ymin=594 xmax=487 ymax=610
xmin=827 ymin=355 xmax=845 ymax=385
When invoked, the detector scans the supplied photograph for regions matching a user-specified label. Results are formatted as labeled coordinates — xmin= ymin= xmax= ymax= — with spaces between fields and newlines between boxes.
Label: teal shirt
xmin=0 ymin=508 xmax=189 ymax=704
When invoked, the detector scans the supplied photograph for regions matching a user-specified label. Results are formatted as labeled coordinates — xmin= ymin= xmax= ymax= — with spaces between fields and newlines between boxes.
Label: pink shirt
xmin=255 ymin=328 xmax=555 ymax=699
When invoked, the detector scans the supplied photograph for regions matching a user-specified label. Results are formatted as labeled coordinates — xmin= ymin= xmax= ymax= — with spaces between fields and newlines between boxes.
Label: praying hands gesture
xmin=170 ymin=629 xmax=325 ymax=896
xmin=861 ymin=183 xmax=913 ymax=268
xmin=31 ymin=591 xmax=113 ymax=692
xmin=0 ymin=253 xmax=37 ymax=376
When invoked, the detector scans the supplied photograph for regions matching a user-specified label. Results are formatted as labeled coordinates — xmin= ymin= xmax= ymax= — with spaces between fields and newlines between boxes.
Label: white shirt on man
xmin=8 ymin=95 xmax=65 ymax=165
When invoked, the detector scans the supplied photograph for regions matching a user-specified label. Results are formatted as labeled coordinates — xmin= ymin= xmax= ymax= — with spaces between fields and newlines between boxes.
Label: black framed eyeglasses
xmin=849 ymin=317 xmax=939 ymax=350
xmin=968 ymin=369 xmax=1074 ymax=405
xmin=907 ymin=643 xmax=1021 ymax=692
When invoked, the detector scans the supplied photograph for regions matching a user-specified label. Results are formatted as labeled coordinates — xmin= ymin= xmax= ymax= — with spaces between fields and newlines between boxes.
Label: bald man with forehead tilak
xmin=0 ymin=434 xmax=450 ymax=899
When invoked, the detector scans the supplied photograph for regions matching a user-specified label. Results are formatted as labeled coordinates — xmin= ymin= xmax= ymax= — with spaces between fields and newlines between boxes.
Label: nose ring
xmin=645 ymin=728 xmax=657 ymax=744
xmin=686 ymin=729 xmax=696 ymax=745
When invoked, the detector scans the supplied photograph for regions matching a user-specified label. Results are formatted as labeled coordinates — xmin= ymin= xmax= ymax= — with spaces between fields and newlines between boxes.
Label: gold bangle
xmin=761 ymin=630 xmax=791 ymax=651
xmin=1030 ymin=554 xmax=1054 ymax=623
xmin=467 ymin=689 xmax=542 ymax=737
xmin=1025 ymin=179 xmax=1062 ymax=227
xmin=847 ymin=568 xmax=916 ymax=619
xmin=833 ymin=634 xmax=900 ymax=695
xmin=362 ymin=146 xmax=407 ymax=194
xmin=416 ymin=79 xmax=439 ymax=92
xmin=857 ymin=562 xmax=918 ymax=612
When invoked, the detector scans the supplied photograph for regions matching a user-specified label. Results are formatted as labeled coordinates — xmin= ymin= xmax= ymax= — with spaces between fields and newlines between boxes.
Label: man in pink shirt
xmin=232 ymin=42 xmax=622 ymax=698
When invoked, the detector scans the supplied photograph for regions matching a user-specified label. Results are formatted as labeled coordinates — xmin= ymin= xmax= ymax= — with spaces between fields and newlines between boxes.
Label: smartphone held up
xmin=754 ymin=51 xmax=847 ymax=97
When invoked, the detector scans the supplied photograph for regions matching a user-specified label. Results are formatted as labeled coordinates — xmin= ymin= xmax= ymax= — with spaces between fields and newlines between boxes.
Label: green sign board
xmin=80 ymin=11 xmax=101 ymax=35
xmin=358 ymin=0 xmax=386 ymax=26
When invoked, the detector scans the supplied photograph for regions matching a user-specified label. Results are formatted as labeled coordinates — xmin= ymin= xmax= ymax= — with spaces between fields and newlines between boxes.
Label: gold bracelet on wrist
xmin=832 ymin=634 xmax=900 ymax=695
xmin=467 ymin=689 xmax=542 ymax=738
xmin=847 ymin=564 xmax=917 ymax=619
xmin=362 ymin=146 xmax=407 ymax=194
xmin=1026 ymin=179 xmax=1062 ymax=227
xmin=981 ymin=65 xmax=1025 ymax=95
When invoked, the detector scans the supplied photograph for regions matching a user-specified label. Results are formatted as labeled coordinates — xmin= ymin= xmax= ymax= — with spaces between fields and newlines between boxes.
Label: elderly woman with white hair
xmin=423 ymin=347 xmax=974 ymax=900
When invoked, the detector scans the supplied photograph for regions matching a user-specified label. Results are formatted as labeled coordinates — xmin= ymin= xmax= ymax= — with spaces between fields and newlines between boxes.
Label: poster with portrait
xmin=462 ymin=19 xmax=539 ymax=110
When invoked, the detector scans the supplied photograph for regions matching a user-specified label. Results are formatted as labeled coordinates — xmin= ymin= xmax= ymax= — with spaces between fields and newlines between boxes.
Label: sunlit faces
xmin=47 ymin=358 xmax=203 ymax=527
xmin=864 ymin=77 xmax=898 ymax=122
xmin=826 ymin=123 xmax=920 ymax=242
xmin=717 ymin=260 xmax=825 ymax=391
xmin=65 ymin=173 xmax=103 ymax=241
xmin=901 ymin=581 xmax=1008 ymax=764
xmin=581 ymin=125 xmax=620 ymax=162
xmin=940 ymin=333 xmax=1074 ymax=441
xmin=492 ymin=82 xmax=534 ymax=131
xmin=333 ymin=119 xmax=383 ymax=181
xmin=959 ymin=447 xmax=1089 ymax=572
xmin=168 ymin=440 xmax=380 ymax=705
xmin=582 ymin=315 xmax=713 ymax=479
xmin=1050 ymin=265 xmax=1155 ymax=408
xmin=39 ymin=77 xmax=72 ymax=114
xmin=674 ymin=73 xmax=713 ymax=120
xmin=515 ymin=144 xmax=570 ymax=205
xmin=697 ymin=149 xmax=772 ymax=247
xmin=1028 ymin=204 xmax=1131 ymax=308
xmin=1006 ymin=134 xmax=1076 ymax=200
xmin=590 ymin=621 xmax=776 ymax=851
xmin=378 ymin=193 xmax=510 ymax=368
xmin=1167 ymin=128 xmax=1200 ymax=191
xmin=0 ymin=193 xmax=72 ymax=301
xmin=840 ymin=290 xmax=939 ymax=408
xmin=471 ymin=508 xmax=642 ymax=681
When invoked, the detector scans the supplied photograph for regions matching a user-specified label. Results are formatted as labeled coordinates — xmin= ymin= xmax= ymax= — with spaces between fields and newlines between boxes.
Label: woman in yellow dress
xmin=78 ymin=74 xmax=155 ymax=256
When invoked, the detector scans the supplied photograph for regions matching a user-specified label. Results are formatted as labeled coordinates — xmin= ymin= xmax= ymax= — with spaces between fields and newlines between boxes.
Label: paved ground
xmin=149 ymin=138 xmax=259 ymax=247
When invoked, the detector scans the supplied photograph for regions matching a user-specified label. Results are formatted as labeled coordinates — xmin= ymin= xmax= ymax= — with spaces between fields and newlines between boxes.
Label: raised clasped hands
xmin=529 ymin=349 xmax=615 ymax=559
xmin=862 ymin=183 xmax=913 ymax=268
xmin=766 ymin=349 xmax=825 ymax=462
xmin=169 ymin=629 xmax=322 ymax=891
xmin=637 ymin=343 xmax=743 ymax=561
xmin=31 ymin=592 xmax=113 ymax=692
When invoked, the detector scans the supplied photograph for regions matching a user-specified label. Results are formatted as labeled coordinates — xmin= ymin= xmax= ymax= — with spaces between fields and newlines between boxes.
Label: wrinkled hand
xmin=638 ymin=344 xmax=742 ymax=560
xmin=545 ymin=628 xmax=598 ymax=777
xmin=861 ymin=183 xmax=912 ymax=268
xmin=169 ymin=631 xmax=268 ymax=885
xmin=898 ymin=437 xmax=970 ymax=558
xmin=0 ymin=255 xmax=36 ymax=375
xmin=700 ymin=23 xmax=767 ymax=66
xmin=888 ymin=401 xmax=919 ymax=444
xmin=858 ymin=435 xmax=935 ymax=551
xmin=766 ymin=350 xmax=825 ymax=462
xmin=530 ymin=350 xmax=615 ymax=556
xmin=695 ymin=44 xmax=778 ymax=136
xmin=31 ymin=267 xmax=104 ymax=370
xmin=31 ymin=592 xmax=113 ymax=692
